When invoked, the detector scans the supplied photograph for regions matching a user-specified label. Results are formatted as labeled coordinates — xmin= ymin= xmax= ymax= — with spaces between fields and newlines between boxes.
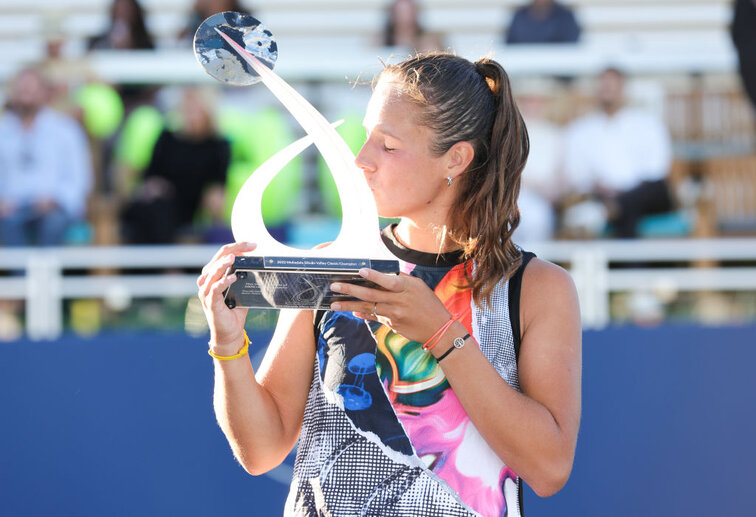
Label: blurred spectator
xmin=0 ymin=67 xmax=93 ymax=246
xmin=88 ymin=0 xmax=154 ymax=51
xmin=732 ymin=0 xmax=756 ymax=113
xmin=562 ymin=68 xmax=673 ymax=238
xmin=505 ymin=0 xmax=581 ymax=45
xmin=42 ymin=13 xmax=94 ymax=116
xmin=515 ymin=90 xmax=565 ymax=242
xmin=382 ymin=0 xmax=443 ymax=53
xmin=88 ymin=0 xmax=156 ymax=111
xmin=121 ymin=87 xmax=230 ymax=244
xmin=178 ymin=0 xmax=253 ymax=44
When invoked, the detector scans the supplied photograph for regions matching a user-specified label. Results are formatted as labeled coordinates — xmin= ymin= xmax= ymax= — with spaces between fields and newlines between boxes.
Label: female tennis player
xmin=198 ymin=52 xmax=581 ymax=517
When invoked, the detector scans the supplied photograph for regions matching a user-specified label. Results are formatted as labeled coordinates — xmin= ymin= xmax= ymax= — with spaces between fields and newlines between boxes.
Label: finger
xmin=199 ymin=251 xmax=237 ymax=286
xmin=197 ymin=266 xmax=216 ymax=288
xmin=202 ymin=241 xmax=256 ymax=276
xmin=210 ymin=241 xmax=256 ymax=263
xmin=201 ymin=272 xmax=237 ymax=314
xmin=208 ymin=253 xmax=236 ymax=282
xmin=200 ymin=255 xmax=236 ymax=301
xmin=208 ymin=272 xmax=237 ymax=308
xmin=358 ymin=268 xmax=404 ymax=292
xmin=330 ymin=300 xmax=379 ymax=316
xmin=329 ymin=280 xmax=390 ymax=303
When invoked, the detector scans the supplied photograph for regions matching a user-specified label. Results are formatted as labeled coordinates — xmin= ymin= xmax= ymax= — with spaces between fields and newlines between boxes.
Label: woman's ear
xmin=445 ymin=141 xmax=475 ymax=180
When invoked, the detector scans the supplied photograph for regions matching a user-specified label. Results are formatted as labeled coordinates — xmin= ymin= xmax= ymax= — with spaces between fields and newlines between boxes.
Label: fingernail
xmin=330 ymin=283 xmax=342 ymax=292
xmin=359 ymin=268 xmax=369 ymax=278
xmin=331 ymin=302 xmax=342 ymax=311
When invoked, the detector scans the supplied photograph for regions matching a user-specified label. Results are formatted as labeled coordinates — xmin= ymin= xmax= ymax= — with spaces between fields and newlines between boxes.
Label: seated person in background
xmin=0 ymin=67 xmax=93 ymax=246
xmin=88 ymin=0 xmax=156 ymax=111
xmin=121 ymin=87 xmax=230 ymax=244
xmin=732 ymin=0 xmax=756 ymax=114
xmin=88 ymin=0 xmax=154 ymax=51
xmin=505 ymin=0 xmax=580 ymax=45
xmin=382 ymin=0 xmax=443 ymax=53
xmin=562 ymin=67 xmax=673 ymax=238
xmin=515 ymin=89 xmax=566 ymax=242
xmin=89 ymin=0 xmax=155 ymax=50
xmin=178 ymin=0 xmax=253 ymax=44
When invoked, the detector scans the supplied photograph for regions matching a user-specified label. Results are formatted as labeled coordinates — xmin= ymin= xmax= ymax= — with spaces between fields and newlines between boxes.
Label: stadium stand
xmin=0 ymin=0 xmax=736 ymax=80
xmin=1 ymin=0 xmax=755 ymax=322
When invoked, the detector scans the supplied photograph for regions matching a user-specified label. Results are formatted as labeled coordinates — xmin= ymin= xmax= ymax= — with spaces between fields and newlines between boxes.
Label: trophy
xmin=193 ymin=12 xmax=399 ymax=310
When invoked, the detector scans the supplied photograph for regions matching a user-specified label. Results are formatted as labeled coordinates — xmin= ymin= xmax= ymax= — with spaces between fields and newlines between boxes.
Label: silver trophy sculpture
xmin=194 ymin=12 xmax=399 ymax=310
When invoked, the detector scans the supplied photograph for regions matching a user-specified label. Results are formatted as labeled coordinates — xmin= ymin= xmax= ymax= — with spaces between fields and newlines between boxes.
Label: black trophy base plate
xmin=223 ymin=256 xmax=399 ymax=310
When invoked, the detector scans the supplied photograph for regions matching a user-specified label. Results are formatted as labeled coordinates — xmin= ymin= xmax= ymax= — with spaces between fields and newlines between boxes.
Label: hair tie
xmin=474 ymin=61 xmax=496 ymax=94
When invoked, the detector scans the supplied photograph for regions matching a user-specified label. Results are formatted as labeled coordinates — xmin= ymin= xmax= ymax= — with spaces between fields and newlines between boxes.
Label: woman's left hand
xmin=329 ymin=268 xmax=451 ymax=343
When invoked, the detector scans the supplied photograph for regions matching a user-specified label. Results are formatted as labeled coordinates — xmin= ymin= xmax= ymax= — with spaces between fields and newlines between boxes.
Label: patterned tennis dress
xmin=284 ymin=225 xmax=534 ymax=517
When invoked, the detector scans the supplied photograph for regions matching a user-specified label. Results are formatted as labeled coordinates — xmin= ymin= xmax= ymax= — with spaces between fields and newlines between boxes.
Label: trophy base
xmin=224 ymin=256 xmax=399 ymax=310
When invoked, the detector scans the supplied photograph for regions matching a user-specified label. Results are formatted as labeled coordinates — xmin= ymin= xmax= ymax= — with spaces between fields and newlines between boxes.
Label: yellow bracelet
xmin=208 ymin=330 xmax=250 ymax=361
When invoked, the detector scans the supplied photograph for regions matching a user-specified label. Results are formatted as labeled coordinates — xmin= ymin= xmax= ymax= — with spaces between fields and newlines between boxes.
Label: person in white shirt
xmin=563 ymin=67 xmax=673 ymax=237
xmin=515 ymin=91 xmax=566 ymax=242
xmin=0 ymin=67 xmax=93 ymax=246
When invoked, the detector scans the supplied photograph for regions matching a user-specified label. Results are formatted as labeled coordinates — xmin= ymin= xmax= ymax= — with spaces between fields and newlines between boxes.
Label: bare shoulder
xmin=521 ymin=257 xmax=576 ymax=294
xmin=519 ymin=257 xmax=580 ymax=334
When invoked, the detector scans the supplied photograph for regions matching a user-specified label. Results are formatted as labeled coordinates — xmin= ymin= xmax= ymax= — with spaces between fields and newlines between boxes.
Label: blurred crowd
xmin=0 ymin=0 xmax=754 ymax=250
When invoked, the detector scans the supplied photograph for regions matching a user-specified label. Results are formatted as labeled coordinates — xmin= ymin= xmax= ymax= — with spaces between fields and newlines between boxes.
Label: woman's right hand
xmin=197 ymin=241 xmax=257 ymax=354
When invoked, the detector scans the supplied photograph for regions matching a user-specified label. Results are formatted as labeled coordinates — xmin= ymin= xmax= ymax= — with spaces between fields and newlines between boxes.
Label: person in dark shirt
xmin=88 ymin=0 xmax=157 ymax=111
xmin=505 ymin=0 xmax=581 ymax=45
xmin=381 ymin=0 xmax=443 ymax=53
xmin=732 ymin=0 xmax=756 ymax=113
xmin=121 ymin=87 xmax=230 ymax=244
xmin=88 ymin=0 xmax=154 ymax=51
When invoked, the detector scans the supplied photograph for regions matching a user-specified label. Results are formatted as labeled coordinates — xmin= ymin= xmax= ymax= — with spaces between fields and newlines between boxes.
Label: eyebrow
xmin=365 ymin=124 xmax=403 ymax=141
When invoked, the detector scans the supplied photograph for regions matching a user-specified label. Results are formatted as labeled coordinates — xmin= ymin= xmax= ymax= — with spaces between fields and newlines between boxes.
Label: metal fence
xmin=2 ymin=239 xmax=756 ymax=339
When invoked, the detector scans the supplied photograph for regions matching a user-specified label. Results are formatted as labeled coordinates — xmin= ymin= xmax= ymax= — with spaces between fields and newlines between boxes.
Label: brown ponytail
xmin=380 ymin=53 xmax=529 ymax=307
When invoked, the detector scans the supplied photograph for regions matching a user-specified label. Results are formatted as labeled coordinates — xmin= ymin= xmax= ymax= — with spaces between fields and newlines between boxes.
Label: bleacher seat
xmin=702 ymin=155 xmax=756 ymax=236
xmin=0 ymin=0 xmax=735 ymax=82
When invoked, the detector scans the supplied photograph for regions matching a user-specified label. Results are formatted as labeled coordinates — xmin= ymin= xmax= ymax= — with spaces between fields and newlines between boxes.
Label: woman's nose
xmin=354 ymin=143 xmax=376 ymax=173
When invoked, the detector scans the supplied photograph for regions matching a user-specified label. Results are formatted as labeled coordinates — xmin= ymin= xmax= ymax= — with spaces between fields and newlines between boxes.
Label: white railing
xmin=526 ymin=238 xmax=756 ymax=329
xmin=0 ymin=40 xmax=738 ymax=87
xmin=81 ymin=43 xmax=738 ymax=85
xmin=2 ymin=239 xmax=756 ymax=339
xmin=0 ymin=245 xmax=218 ymax=340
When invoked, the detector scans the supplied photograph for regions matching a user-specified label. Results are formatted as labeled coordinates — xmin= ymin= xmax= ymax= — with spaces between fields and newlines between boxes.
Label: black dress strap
xmin=313 ymin=309 xmax=326 ymax=342
xmin=508 ymin=251 xmax=536 ymax=362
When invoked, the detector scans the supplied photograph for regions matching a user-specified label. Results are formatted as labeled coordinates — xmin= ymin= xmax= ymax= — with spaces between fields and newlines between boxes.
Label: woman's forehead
xmin=364 ymin=80 xmax=417 ymax=128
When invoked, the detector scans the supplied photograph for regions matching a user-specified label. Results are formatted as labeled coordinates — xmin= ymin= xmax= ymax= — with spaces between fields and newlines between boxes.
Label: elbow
xmin=530 ymin=473 xmax=569 ymax=499
xmin=236 ymin=454 xmax=273 ymax=477
xmin=240 ymin=463 xmax=270 ymax=477
xmin=527 ymin=455 xmax=574 ymax=498
xmin=233 ymin=447 xmax=286 ymax=477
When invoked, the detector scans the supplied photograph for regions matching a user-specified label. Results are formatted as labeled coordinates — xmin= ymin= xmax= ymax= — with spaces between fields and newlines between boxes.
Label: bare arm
xmin=426 ymin=259 xmax=581 ymax=496
xmin=198 ymin=243 xmax=315 ymax=475
xmin=331 ymin=259 xmax=582 ymax=496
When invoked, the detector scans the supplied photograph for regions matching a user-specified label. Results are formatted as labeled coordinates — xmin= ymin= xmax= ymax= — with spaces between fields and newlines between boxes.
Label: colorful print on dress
xmin=375 ymin=262 xmax=518 ymax=516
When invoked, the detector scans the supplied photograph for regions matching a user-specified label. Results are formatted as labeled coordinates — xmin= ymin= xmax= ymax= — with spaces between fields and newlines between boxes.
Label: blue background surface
xmin=1 ymin=325 xmax=754 ymax=516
